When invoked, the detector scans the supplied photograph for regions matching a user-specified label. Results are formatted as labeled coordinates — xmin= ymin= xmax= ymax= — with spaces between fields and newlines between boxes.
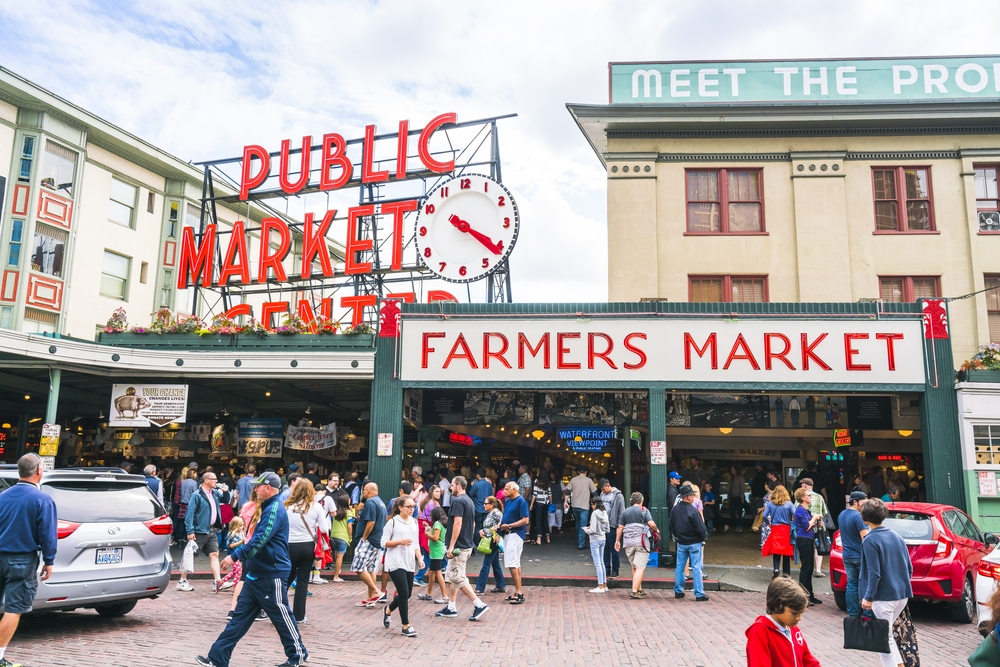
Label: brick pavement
xmin=10 ymin=583 xmax=982 ymax=666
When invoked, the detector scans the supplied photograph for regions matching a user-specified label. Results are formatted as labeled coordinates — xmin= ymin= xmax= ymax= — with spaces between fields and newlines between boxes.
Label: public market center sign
xmin=610 ymin=56 xmax=1000 ymax=104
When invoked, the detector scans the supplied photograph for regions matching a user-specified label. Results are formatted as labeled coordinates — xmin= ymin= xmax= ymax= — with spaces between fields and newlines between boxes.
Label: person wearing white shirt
xmin=437 ymin=469 xmax=451 ymax=508
xmin=380 ymin=498 xmax=424 ymax=637
xmin=284 ymin=483 xmax=330 ymax=623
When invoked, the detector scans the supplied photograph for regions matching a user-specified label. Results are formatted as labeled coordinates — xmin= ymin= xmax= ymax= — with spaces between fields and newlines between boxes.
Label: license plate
xmin=95 ymin=548 xmax=123 ymax=565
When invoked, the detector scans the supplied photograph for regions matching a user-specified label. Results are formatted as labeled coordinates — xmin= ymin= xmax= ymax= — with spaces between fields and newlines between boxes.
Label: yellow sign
xmin=39 ymin=423 xmax=60 ymax=456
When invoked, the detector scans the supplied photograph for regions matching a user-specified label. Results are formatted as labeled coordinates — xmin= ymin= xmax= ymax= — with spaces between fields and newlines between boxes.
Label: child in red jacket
xmin=746 ymin=577 xmax=821 ymax=667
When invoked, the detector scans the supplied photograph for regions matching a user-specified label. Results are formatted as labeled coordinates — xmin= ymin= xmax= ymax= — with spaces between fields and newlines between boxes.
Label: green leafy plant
xmin=239 ymin=318 xmax=270 ymax=338
xmin=166 ymin=315 xmax=204 ymax=334
xmin=341 ymin=322 xmax=374 ymax=335
xmin=275 ymin=313 xmax=308 ymax=335
xmin=103 ymin=307 xmax=128 ymax=333
xmin=314 ymin=317 xmax=340 ymax=335
xmin=962 ymin=343 xmax=1000 ymax=371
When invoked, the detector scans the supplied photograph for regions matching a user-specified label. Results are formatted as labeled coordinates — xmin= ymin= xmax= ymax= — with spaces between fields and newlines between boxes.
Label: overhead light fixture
xmin=222 ymin=406 xmax=229 ymax=416
xmin=719 ymin=427 xmax=733 ymax=434
xmin=532 ymin=429 xmax=545 ymax=439
xmin=24 ymin=394 xmax=29 ymax=400
xmin=574 ymin=435 xmax=582 ymax=442
xmin=604 ymin=453 xmax=611 ymax=458
xmin=1 ymin=423 xmax=8 ymax=429
xmin=897 ymin=430 xmax=913 ymax=437
xmin=29 ymin=417 xmax=42 ymax=423
xmin=305 ymin=405 xmax=311 ymax=414
xmin=129 ymin=431 xmax=144 ymax=446
xmin=265 ymin=391 xmax=271 ymax=397
xmin=98 ymin=409 xmax=105 ymax=419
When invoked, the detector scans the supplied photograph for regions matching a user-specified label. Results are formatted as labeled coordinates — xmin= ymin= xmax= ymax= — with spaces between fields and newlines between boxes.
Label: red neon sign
xmin=876 ymin=455 xmax=903 ymax=461
xmin=449 ymin=432 xmax=473 ymax=446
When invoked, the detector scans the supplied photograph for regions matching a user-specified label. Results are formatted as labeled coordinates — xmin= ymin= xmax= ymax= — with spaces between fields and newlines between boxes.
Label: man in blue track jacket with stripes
xmin=197 ymin=472 xmax=307 ymax=667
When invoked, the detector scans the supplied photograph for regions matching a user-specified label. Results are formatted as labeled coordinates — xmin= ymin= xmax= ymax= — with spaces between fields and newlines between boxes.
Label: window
xmin=18 ymin=135 xmax=35 ymax=183
xmin=100 ymin=250 xmax=131 ymax=300
xmin=689 ymin=275 xmax=767 ymax=303
xmin=7 ymin=219 xmax=23 ymax=267
xmin=108 ymin=178 xmax=137 ymax=228
xmin=160 ymin=269 xmax=173 ymax=308
xmin=686 ymin=169 xmax=764 ymax=233
xmin=146 ymin=191 xmax=155 ymax=214
xmin=0 ymin=307 xmax=11 ymax=329
xmin=174 ymin=204 xmax=202 ymax=313
xmin=167 ymin=201 xmax=179 ymax=238
xmin=878 ymin=276 xmax=940 ymax=302
xmin=140 ymin=261 xmax=148 ymax=284
xmin=30 ymin=224 xmax=67 ymax=278
xmin=39 ymin=141 xmax=76 ymax=198
xmin=975 ymin=425 xmax=1000 ymax=465
xmin=872 ymin=167 xmax=934 ymax=232
xmin=986 ymin=276 xmax=1000 ymax=343
xmin=975 ymin=166 xmax=1000 ymax=232
xmin=23 ymin=307 xmax=56 ymax=334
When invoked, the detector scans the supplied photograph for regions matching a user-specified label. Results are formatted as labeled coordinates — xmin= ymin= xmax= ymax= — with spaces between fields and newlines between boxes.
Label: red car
xmin=829 ymin=502 xmax=997 ymax=623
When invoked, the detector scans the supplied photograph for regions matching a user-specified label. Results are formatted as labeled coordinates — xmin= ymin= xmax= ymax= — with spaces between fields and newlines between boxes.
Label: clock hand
xmin=449 ymin=214 xmax=502 ymax=255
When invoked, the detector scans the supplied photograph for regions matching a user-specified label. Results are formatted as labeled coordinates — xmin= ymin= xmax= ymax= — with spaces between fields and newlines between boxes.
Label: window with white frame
xmin=100 ymin=250 xmax=131 ymax=300
xmin=108 ymin=178 xmax=138 ymax=228
xmin=974 ymin=425 xmax=1000 ymax=465
xmin=39 ymin=141 xmax=77 ymax=198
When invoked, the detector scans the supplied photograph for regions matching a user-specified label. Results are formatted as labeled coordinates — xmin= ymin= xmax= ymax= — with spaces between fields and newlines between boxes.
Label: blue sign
xmin=237 ymin=418 xmax=285 ymax=457
xmin=557 ymin=426 xmax=617 ymax=452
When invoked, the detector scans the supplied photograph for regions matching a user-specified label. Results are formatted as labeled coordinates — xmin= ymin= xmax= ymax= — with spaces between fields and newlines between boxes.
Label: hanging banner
xmin=285 ymin=423 xmax=338 ymax=451
xmin=109 ymin=384 xmax=188 ymax=428
xmin=237 ymin=419 xmax=285 ymax=458
xmin=39 ymin=423 xmax=60 ymax=456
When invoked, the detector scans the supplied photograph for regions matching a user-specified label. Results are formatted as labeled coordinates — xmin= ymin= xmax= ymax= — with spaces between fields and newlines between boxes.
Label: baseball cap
xmin=669 ymin=472 xmax=682 ymax=480
xmin=678 ymin=484 xmax=696 ymax=497
xmin=849 ymin=491 xmax=868 ymax=503
xmin=120 ymin=461 xmax=133 ymax=469
xmin=250 ymin=472 xmax=281 ymax=489
xmin=189 ymin=461 xmax=199 ymax=468
xmin=288 ymin=463 xmax=299 ymax=472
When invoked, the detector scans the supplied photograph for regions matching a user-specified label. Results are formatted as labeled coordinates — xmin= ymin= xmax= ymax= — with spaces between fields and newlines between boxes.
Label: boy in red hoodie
xmin=746 ymin=577 xmax=821 ymax=667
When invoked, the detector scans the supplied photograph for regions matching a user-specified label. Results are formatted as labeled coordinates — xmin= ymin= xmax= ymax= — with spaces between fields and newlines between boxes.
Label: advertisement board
xmin=285 ymin=423 xmax=337 ymax=451
xmin=237 ymin=419 xmax=285 ymax=458
xmin=110 ymin=384 xmax=188 ymax=427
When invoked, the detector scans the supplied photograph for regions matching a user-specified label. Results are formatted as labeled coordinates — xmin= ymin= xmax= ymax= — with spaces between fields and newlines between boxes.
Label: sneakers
xmin=813 ymin=571 xmax=826 ymax=578
xmin=219 ymin=580 xmax=234 ymax=591
xmin=434 ymin=607 xmax=459 ymax=618
xmin=0 ymin=659 xmax=24 ymax=667
xmin=402 ymin=626 xmax=418 ymax=637
xmin=809 ymin=598 xmax=823 ymax=606
xmin=176 ymin=580 xmax=194 ymax=592
xmin=375 ymin=590 xmax=388 ymax=604
xmin=194 ymin=657 xmax=217 ymax=667
xmin=413 ymin=578 xmax=427 ymax=587
xmin=469 ymin=604 xmax=490 ymax=621
xmin=722 ymin=524 xmax=730 ymax=532
xmin=417 ymin=593 xmax=433 ymax=601
xmin=696 ymin=595 xmax=711 ymax=602
xmin=298 ymin=617 xmax=308 ymax=624
xmin=311 ymin=574 xmax=328 ymax=585
xmin=433 ymin=597 xmax=449 ymax=604
xmin=226 ymin=610 xmax=234 ymax=622
xmin=213 ymin=579 xmax=221 ymax=593
xmin=255 ymin=610 xmax=268 ymax=622
xmin=589 ymin=587 xmax=608 ymax=593
xmin=383 ymin=607 xmax=391 ymax=628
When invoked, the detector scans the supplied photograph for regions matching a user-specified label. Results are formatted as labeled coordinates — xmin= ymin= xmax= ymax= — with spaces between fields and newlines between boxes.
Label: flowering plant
xmin=103 ymin=307 xmax=129 ymax=333
xmin=150 ymin=308 xmax=173 ymax=333
xmin=314 ymin=318 xmax=340 ymax=335
xmin=198 ymin=315 xmax=240 ymax=336
xmin=961 ymin=343 xmax=1000 ymax=371
xmin=239 ymin=318 xmax=270 ymax=338
xmin=275 ymin=313 xmax=308 ymax=335
xmin=166 ymin=315 xmax=204 ymax=334
xmin=341 ymin=322 xmax=374 ymax=335
xmin=128 ymin=325 xmax=152 ymax=334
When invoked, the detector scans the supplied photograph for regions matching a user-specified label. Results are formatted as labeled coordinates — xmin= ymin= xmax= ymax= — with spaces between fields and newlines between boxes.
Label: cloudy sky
xmin=3 ymin=0 xmax=1000 ymax=304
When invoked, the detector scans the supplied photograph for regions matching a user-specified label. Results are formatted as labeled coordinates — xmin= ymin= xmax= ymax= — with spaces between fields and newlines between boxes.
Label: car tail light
xmin=143 ymin=514 xmax=173 ymax=535
xmin=834 ymin=533 xmax=842 ymax=549
xmin=979 ymin=561 xmax=1000 ymax=579
xmin=57 ymin=520 xmax=80 ymax=539
xmin=935 ymin=535 xmax=953 ymax=559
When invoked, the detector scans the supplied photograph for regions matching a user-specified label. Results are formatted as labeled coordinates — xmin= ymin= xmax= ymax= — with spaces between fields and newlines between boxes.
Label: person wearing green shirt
xmin=327 ymin=494 xmax=354 ymax=582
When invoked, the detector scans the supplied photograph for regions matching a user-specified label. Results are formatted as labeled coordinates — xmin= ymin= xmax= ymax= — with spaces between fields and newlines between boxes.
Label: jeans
xmin=729 ymin=496 xmax=744 ymax=528
xmin=474 ymin=512 xmax=486 ymax=538
xmin=674 ymin=543 xmax=704 ymax=597
xmin=572 ymin=508 xmax=590 ymax=548
xmin=772 ymin=554 xmax=791 ymax=577
xmin=532 ymin=503 xmax=549 ymax=540
xmin=475 ymin=545 xmax=505 ymax=592
xmin=603 ymin=529 xmax=621 ymax=573
xmin=415 ymin=547 xmax=430 ymax=582
xmin=843 ymin=557 xmax=862 ymax=617
xmin=590 ymin=541 xmax=607 ymax=585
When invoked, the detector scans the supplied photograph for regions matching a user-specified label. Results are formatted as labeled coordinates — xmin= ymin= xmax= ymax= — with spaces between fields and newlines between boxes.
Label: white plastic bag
xmin=181 ymin=540 xmax=199 ymax=573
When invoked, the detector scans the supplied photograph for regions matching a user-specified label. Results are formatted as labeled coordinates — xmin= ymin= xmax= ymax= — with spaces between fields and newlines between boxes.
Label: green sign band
xmin=610 ymin=56 xmax=1000 ymax=104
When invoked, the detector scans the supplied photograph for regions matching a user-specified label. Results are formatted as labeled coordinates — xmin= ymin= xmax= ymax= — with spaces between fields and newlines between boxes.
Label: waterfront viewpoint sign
xmin=400 ymin=318 xmax=925 ymax=384
xmin=610 ymin=56 xmax=1000 ymax=104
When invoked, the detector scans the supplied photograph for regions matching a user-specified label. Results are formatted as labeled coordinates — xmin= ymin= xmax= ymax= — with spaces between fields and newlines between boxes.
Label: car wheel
xmin=833 ymin=590 xmax=847 ymax=611
xmin=950 ymin=576 xmax=975 ymax=624
xmin=94 ymin=600 xmax=137 ymax=618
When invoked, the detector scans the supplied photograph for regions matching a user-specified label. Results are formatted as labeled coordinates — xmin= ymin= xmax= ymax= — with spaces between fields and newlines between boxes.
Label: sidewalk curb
xmin=168 ymin=570 xmax=750 ymax=592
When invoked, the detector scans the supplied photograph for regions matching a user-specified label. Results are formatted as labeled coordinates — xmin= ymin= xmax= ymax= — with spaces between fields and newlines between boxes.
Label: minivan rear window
xmin=884 ymin=511 xmax=934 ymax=541
xmin=41 ymin=482 xmax=163 ymax=523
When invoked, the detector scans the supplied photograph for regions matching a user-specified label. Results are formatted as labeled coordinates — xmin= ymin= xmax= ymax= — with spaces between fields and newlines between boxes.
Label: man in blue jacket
xmin=197 ymin=472 xmax=306 ymax=667
xmin=0 ymin=454 xmax=57 ymax=667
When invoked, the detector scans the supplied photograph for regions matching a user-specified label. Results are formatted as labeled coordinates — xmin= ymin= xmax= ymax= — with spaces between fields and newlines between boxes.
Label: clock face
xmin=414 ymin=174 xmax=519 ymax=283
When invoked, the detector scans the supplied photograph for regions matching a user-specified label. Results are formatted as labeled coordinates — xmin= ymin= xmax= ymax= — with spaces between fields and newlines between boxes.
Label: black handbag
xmin=822 ymin=511 xmax=836 ymax=532
xmin=844 ymin=611 xmax=891 ymax=653
xmin=814 ymin=527 xmax=832 ymax=556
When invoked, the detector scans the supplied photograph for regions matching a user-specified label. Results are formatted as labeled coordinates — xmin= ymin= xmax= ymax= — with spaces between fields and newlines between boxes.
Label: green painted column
xmin=918 ymin=300 xmax=966 ymax=510
xmin=648 ymin=386 xmax=667 ymax=533
xmin=367 ymin=335 xmax=403 ymax=500
xmin=46 ymin=367 xmax=61 ymax=424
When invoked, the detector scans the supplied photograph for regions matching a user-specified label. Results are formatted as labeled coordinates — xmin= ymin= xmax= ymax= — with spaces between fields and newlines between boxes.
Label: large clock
xmin=414 ymin=173 xmax=519 ymax=283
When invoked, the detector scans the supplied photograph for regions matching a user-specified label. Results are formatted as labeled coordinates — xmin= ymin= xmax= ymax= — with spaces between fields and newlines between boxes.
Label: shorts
xmin=625 ymin=545 xmax=649 ymax=569
xmin=429 ymin=557 xmax=445 ymax=572
xmin=351 ymin=540 xmax=381 ymax=573
xmin=0 ymin=551 xmax=40 ymax=614
xmin=445 ymin=548 xmax=472 ymax=588
xmin=331 ymin=538 xmax=348 ymax=555
xmin=193 ymin=529 xmax=220 ymax=555
xmin=502 ymin=534 xmax=524 ymax=570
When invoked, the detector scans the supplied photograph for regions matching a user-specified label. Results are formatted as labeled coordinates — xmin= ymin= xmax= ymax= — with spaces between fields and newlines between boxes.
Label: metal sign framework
xmin=190 ymin=114 xmax=517 ymax=323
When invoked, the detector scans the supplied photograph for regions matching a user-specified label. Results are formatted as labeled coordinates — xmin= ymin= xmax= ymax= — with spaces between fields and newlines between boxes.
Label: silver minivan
xmin=0 ymin=466 xmax=171 ymax=616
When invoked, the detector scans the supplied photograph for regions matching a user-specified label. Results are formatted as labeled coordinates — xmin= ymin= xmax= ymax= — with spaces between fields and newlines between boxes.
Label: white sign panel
xmin=285 ymin=423 xmax=338 ymax=451
xmin=400 ymin=318 xmax=925 ymax=384
xmin=40 ymin=455 xmax=55 ymax=471
xmin=110 ymin=384 xmax=189 ymax=428
xmin=650 ymin=441 xmax=667 ymax=465
xmin=980 ymin=471 xmax=998 ymax=497
xmin=377 ymin=433 xmax=393 ymax=456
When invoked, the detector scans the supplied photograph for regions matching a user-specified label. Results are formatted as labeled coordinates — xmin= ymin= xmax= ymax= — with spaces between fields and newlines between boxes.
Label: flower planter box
xmin=98 ymin=333 xmax=235 ymax=348
xmin=235 ymin=334 xmax=375 ymax=349
xmin=958 ymin=369 xmax=1000 ymax=383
